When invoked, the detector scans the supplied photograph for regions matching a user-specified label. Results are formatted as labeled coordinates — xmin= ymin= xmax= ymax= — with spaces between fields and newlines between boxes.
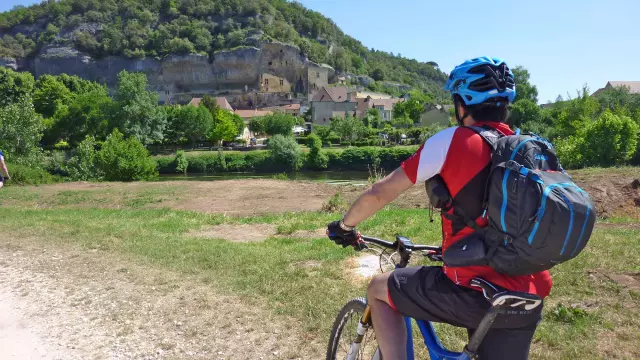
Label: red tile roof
xmin=311 ymin=86 xmax=353 ymax=102
xmin=234 ymin=109 xmax=273 ymax=119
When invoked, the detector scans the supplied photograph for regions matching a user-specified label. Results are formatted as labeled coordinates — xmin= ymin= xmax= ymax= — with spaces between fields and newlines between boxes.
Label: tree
xmin=312 ymin=124 xmax=332 ymax=143
xmin=0 ymin=98 xmax=43 ymax=165
xmin=393 ymin=99 xmax=424 ymax=123
xmin=392 ymin=115 xmax=413 ymax=129
xmin=33 ymin=74 xmax=72 ymax=118
xmin=110 ymin=70 xmax=167 ymax=144
xmin=330 ymin=114 xmax=366 ymax=141
xmin=268 ymin=134 xmax=302 ymax=171
xmin=512 ymin=66 xmax=539 ymax=103
xmin=248 ymin=117 xmax=264 ymax=135
xmin=307 ymin=133 xmax=328 ymax=169
xmin=261 ymin=112 xmax=295 ymax=136
xmin=231 ymin=112 xmax=245 ymax=136
xmin=64 ymin=136 xmax=103 ymax=181
xmin=579 ymin=111 xmax=639 ymax=167
xmin=209 ymin=111 xmax=238 ymax=145
xmin=95 ymin=129 xmax=158 ymax=181
xmin=363 ymin=108 xmax=382 ymax=128
xmin=0 ymin=67 xmax=34 ymax=107
xmin=508 ymin=99 xmax=543 ymax=128
xmin=49 ymin=87 xmax=112 ymax=146
xmin=178 ymin=105 xmax=214 ymax=146
xmin=371 ymin=68 xmax=385 ymax=81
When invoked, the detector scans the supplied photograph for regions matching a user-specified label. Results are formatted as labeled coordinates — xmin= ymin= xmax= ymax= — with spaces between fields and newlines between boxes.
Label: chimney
xmin=347 ymin=91 xmax=353 ymax=102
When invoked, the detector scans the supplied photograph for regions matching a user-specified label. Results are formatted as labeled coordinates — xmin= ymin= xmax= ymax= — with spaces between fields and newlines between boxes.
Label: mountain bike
xmin=326 ymin=235 xmax=543 ymax=360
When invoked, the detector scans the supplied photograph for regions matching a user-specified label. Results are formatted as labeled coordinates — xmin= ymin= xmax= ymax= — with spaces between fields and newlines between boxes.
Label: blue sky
xmin=3 ymin=0 xmax=639 ymax=103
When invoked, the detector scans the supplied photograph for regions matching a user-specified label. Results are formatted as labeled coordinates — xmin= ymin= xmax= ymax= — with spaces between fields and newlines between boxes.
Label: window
xmin=264 ymin=79 xmax=269 ymax=85
xmin=268 ymin=61 xmax=273 ymax=66
xmin=280 ymin=79 xmax=284 ymax=86
xmin=317 ymin=72 xmax=320 ymax=78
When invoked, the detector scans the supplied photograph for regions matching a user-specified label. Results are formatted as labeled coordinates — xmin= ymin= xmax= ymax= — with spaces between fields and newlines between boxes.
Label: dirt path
xmin=0 ymin=243 xmax=323 ymax=360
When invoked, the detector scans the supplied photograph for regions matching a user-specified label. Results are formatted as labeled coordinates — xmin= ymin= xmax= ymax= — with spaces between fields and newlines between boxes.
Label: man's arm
xmin=342 ymin=168 xmax=414 ymax=227
xmin=0 ymin=157 xmax=8 ymax=178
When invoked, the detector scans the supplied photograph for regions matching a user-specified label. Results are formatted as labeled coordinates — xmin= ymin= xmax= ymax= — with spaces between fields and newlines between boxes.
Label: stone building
xmin=310 ymin=86 xmax=357 ymax=125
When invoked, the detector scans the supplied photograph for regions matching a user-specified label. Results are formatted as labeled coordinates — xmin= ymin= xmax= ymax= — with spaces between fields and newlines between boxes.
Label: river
xmin=158 ymin=171 xmax=371 ymax=185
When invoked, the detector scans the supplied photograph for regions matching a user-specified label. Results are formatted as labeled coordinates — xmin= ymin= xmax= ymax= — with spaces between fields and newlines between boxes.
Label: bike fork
xmin=346 ymin=305 xmax=382 ymax=360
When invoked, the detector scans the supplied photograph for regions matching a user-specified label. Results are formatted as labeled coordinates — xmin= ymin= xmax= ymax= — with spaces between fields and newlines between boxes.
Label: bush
xmin=579 ymin=111 xmax=639 ymax=167
xmin=555 ymin=136 xmax=584 ymax=170
xmin=307 ymin=133 xmax=328 ymax=170
xmin=6 ymin=163 xmax=60 ymax=186
xmin=64 ymin=136 xmax=103 ymax=181
xmin=95 ymin=130 xmax=158 ymax=181
xmin=175 ymin=150 xmax=188 ymax=174
xmin=268 ymin=135 xmax=303 ymax=171
xmin=295 ymin=136 xmax=309 ymax=145
xmin=156 ymin=156 xmax=176 ymax=173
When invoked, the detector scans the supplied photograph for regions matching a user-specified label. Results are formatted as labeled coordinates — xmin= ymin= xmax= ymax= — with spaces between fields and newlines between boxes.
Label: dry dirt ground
xmin=7 ymin=169 xmax=640 ymax=219
xmin=0 ymin=240 xmax=324 ymax=360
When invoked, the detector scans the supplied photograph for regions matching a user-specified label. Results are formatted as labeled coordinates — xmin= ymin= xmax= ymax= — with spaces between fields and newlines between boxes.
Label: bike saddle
xmin=470 ymin=278 xmax=543 ymax=312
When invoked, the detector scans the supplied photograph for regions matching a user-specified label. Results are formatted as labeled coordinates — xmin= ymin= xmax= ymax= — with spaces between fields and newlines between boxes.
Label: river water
xmin=158 ymin=171 xmax=371 ymax=185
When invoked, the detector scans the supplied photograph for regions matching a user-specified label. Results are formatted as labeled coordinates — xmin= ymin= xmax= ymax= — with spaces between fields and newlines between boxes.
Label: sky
xmin=2 ymin=0 xmax=639 ymax=103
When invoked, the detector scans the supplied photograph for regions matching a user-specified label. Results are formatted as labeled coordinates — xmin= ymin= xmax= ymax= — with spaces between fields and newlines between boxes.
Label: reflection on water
xmin=158 ymin=171 xmax=371 ymax=185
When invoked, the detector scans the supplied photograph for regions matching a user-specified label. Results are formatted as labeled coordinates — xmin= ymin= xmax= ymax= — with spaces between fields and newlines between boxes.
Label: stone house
xmin=419 ymin=104 xmax=453 ymax=126
xmin=310 ymin=86 xmax=357 ymax=125
xmin=356 ymin=96 xmax=404 ymax=121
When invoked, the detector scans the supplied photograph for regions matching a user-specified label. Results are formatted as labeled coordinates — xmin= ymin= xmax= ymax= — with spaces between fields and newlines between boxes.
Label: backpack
xmin=444 ymin=126 xmax=597 ymax=276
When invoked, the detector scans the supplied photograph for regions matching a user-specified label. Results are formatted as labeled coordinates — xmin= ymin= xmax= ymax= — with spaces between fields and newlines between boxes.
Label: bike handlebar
xmin=361 ymin=235 xmax=441 ymax=253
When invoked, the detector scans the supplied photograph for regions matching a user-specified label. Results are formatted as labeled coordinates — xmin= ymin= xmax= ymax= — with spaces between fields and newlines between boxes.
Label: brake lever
xmin=423 ymin=251 xmax=443 ymax=262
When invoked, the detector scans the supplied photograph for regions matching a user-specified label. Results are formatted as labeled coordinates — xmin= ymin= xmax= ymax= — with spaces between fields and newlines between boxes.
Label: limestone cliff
xmin=2 ymin=41 xmax=334 ymax=104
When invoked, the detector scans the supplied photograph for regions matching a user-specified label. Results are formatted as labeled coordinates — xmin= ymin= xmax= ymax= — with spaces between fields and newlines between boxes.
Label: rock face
xmin=5 ymin=41 xmax=334 ymax=104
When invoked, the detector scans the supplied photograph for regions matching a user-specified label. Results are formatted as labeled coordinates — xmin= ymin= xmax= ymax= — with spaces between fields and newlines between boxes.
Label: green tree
xmin=33 ymin=74 xmax=72 ymax=118
xmin=95 ymin=129 xmax=158 ymax=181
xmin=110 ymin=70 xmax=167 ymax=144
xmin=248 ymin=117 xmax=264 ymax=135
xmin=579 ymin=111 xmax=639 ymax=167
xmin=209 ymin=111 xmax=238 ymax=145
xmin=312 ymin=124 xmax=332 ymax=143
xmin=231 ymin=112 xmax=245 ymax=136
xmin=508 ymin=99 xmax=543 ymax=128
xmin=393 ymin=99 xmax=424 ymax=123
xmin=512 ymin=66 xmax=539 ymax=103
xmin=178 ymin=105 xmax=214 ymax=146
xmin=307 ymin=133 xmax=328 ymax=169
xmin=261 ymin=112 xmax=295 ymax=136
xmin=330 ymin=114 xmax=366 ymax=141
xmin=363 ymin=108 xmax=382 ymax=128
xmin=48 ymin=87 xmax=112 ymax=146
xmin=392 ymin=115 xmax=414 ymax=129
xmin=268 ymin=134 xmax=302 ymax=171
xmin=0 ymin=67 xmax=34 ymax=107
xmin=64 ymin=136 xmax=103 ymax=181
xmin=371 ymin=68 xmax=385 ymax=81
xmin=0 ymin=98 xmax=44 ymax=166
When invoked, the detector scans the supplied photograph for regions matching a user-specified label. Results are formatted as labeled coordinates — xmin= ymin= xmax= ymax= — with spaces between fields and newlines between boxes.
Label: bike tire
xmin=326 ymin=297 xmax=381 ymax=360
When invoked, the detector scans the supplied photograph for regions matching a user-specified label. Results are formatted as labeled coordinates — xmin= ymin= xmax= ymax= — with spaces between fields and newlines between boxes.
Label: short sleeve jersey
xmin=401 ymin=122 xmax=553 ymax=298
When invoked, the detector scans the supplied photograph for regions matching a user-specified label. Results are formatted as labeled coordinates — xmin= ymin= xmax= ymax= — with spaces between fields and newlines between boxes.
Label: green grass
xmin=0 ymin=191 xmax=639 ymax=358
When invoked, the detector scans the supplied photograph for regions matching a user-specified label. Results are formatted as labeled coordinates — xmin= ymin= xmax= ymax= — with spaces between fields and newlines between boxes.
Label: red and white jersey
xmin=401 ymin=122 xmax=553 ymax=298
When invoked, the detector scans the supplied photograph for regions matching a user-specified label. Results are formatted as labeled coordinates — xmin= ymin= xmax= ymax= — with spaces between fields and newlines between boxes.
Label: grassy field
xmin=0 ymin=176 xmax=639 ymax=359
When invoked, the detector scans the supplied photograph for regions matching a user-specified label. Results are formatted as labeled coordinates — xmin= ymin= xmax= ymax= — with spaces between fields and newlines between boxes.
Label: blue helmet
xmin=444 ymin=57 xmax=516 ymax=106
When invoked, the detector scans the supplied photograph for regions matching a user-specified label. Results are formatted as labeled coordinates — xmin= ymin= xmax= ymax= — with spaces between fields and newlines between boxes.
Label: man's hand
xmin=327 ymin=221 xmax=365 ymax=250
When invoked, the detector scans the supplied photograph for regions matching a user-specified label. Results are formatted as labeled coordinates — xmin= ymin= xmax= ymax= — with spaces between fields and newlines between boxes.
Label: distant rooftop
xmin=188 ymin=97 xmax=234 ymax=111
xmin=593 ymin=81 xmax=640 ymax=96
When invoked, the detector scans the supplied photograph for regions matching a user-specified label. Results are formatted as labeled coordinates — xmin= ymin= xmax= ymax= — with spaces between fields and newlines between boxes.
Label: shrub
xmin=322 ymin=192 xmax=348 ymax=213
xmin=95 ymin=130 xmax=158 ymax=181
xmin=295 ymin=136 xmax=309 ymax=145
xmin=307 ymin=133 xmax=328 ymax=170
xmin=156 ymin=156 xmax=176 ymax=173
xmin=555 ymin=136 xmax=584 ymax=170
xmin=175 ymin=150 xmax=188 ymax=174
xmin=268 ymin=135 xmax=303 ymax=171
xmin=579 ymin=111 xmax=639 ymax=167
xmin=6 ymin=163 xmax=60 ymax=186
xmin=64 ymin=136 xmax=103 ymax=181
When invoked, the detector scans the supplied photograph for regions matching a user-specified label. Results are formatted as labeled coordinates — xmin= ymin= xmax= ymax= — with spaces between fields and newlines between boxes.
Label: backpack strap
xmin=465 ymin=125 xmax=503 ymax=150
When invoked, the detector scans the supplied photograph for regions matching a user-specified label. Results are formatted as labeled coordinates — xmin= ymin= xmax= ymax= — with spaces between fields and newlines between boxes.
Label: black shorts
xmin=388 ymin=266 xmax=543 ymax=360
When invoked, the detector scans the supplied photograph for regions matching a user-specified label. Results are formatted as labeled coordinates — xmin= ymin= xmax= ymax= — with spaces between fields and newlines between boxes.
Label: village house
xmin=310 ymin=86 xmax=357 ymax=125
xmin=188 ymin=97 xmax=235 ymax=111
xmin=592 ymin=81 xmax=640 ymax=96
xmin=356 ymin=96 xmax=404 ymax=121
xmin=419 ymin=103 xmax=453 ymax=126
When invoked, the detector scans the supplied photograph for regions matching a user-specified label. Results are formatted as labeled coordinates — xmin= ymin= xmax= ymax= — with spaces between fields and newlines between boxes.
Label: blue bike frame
xmin=404 ymin=317 xmax=469 ymax=360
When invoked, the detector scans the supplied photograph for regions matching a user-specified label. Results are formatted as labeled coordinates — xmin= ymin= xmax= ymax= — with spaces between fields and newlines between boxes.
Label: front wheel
xmin=326 ymin=298 xmax=381 ymax=360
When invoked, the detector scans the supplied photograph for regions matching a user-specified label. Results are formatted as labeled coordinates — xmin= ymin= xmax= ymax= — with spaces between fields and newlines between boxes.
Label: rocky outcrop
xmin=2 ymin=41 xmax=335 ymax=102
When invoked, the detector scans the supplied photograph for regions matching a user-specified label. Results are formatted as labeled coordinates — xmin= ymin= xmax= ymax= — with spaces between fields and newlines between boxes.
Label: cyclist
xmin=0 ymin=150 xmax=9 ymax=189
xmin=327 ymin=57 xmax=552 ymax=360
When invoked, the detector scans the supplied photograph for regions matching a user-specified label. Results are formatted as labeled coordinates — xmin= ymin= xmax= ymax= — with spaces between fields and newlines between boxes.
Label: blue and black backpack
xmin=444 ymin=126 xmax=597 ymax=276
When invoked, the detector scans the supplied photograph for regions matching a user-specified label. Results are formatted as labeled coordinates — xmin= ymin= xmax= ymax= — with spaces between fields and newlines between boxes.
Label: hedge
xmin=155 ymin=146 xmax=418 ymax=174
xmin=6 ymin=163 xmax=62 ymax=186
